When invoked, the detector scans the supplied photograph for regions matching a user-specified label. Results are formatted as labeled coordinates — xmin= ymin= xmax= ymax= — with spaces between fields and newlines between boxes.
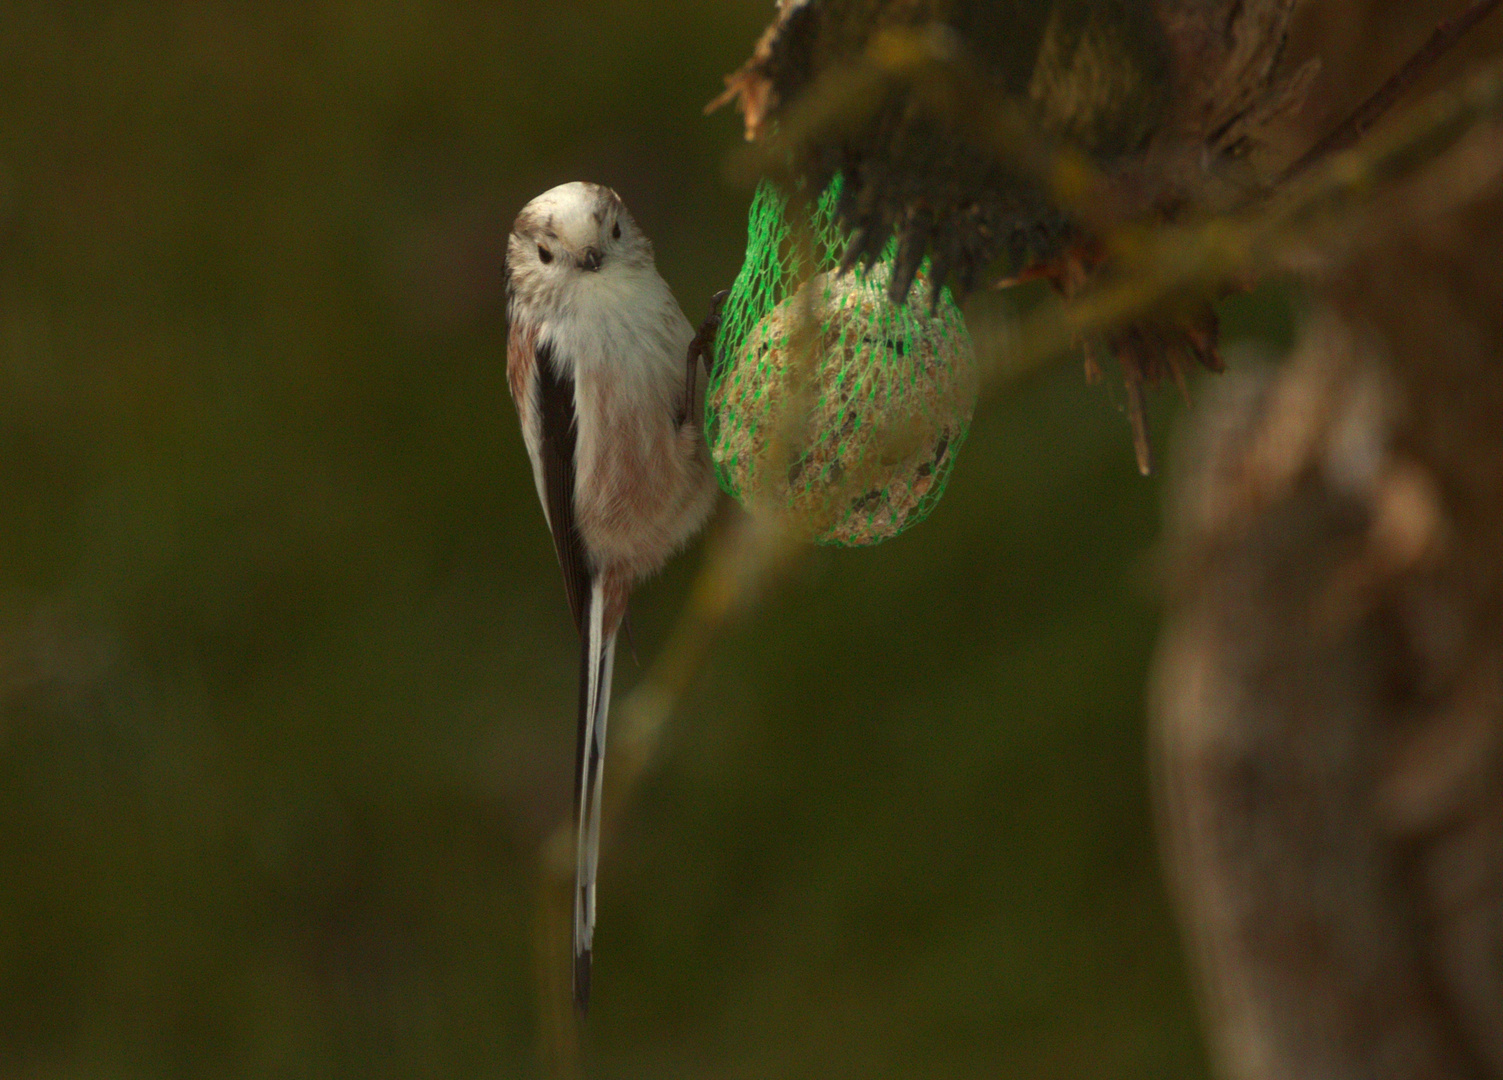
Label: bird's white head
xmin=506 ymin=182 xmax=654 ymax=319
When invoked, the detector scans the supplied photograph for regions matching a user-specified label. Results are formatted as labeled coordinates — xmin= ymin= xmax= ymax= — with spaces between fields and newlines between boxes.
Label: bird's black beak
xmin=579 ymin=247 xmax=603 ymax=273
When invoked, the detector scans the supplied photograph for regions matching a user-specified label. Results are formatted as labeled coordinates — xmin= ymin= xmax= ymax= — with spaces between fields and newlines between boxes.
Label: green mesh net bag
xmin=706 ymin=176 xmax=978 ymax=546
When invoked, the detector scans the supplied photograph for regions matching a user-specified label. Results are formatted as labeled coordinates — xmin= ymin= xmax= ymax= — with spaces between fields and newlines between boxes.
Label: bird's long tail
xmin=573 ymin=576 xmax=617 ymax=1013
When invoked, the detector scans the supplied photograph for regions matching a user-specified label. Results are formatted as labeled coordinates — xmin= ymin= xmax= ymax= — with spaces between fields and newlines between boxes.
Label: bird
xmin=504 ymin=181 xmax=719 ymax=1012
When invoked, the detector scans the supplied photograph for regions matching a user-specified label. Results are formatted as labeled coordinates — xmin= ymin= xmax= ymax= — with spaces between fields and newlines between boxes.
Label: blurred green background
xmin=0 ymin=3 xmax=1294 ymax=1076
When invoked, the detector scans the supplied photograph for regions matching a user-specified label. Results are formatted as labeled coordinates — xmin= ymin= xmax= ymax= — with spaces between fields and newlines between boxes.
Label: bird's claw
xmin=683 ymin=289 xmax=731 ymax=425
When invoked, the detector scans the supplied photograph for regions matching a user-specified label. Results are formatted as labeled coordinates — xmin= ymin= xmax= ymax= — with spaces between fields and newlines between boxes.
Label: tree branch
xmin=1281 ymin=0 xmax=1503 ymax=183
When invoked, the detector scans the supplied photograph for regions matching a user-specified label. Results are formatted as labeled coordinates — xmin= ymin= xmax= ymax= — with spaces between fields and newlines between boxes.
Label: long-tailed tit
xmin=505 ymin=182 xmax=719 ymax=1011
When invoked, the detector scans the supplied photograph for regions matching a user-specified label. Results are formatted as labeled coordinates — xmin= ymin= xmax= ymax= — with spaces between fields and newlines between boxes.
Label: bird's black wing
xmin=534 ymin=337 xmax=590 ymax=636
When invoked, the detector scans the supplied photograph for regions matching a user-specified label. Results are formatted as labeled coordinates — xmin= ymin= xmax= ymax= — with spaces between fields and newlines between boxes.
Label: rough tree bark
xmin=1152 ymin=4 xmax=1503 ymax=1079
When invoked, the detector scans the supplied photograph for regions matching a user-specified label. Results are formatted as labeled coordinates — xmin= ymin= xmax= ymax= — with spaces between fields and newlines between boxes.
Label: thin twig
xmin=1282 ymin=0 xmax=1503 ymax=183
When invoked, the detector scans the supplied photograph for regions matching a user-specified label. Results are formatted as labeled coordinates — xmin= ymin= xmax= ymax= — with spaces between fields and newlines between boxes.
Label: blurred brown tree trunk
xmin=1152 ymin=4 xmax=1503 ymax=1079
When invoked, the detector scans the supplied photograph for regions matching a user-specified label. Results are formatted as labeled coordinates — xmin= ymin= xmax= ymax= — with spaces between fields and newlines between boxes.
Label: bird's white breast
xmin=538 ymin=266 xmax=700 ymax=568
xmin=545 ymin=267 xmax=692 ymax=406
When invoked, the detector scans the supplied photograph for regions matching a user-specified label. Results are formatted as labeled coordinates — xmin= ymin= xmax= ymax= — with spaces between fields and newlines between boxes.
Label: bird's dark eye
xmin=611 ymin=222 xmax=621 ymax=240
xmin=537 ymin=245 xmax=553 ymax=263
